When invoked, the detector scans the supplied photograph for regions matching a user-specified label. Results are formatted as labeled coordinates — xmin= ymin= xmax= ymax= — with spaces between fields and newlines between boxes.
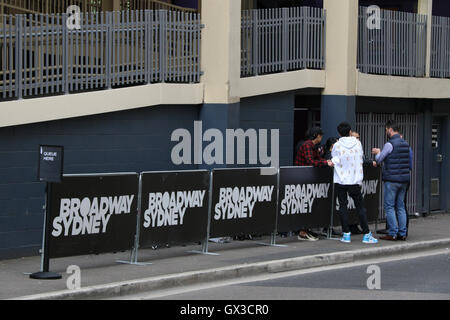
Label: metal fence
xmin=358 ymin=6 xmax=427 ymax=77
xmin=356 ymin=113 xmax=419 ymax=220
xmin=0 ymin=9 xmax=201 ymax=101
xmin=431 ymin=15 xmax=450 ymax=78
xmin=121 ymin=0 xmax=198 ymax=13
xmin=241 ymin=6 xmax=326 ymax=78
xmin=0 ymin=0 xmax=101 ymax=14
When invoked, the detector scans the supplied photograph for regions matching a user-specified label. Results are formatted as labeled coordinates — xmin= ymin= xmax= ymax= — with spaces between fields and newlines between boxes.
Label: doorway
xmin=293 ymin=108 xmax=320 ymax=162
xmin=430 ymin=117 xmax=445 ymax=211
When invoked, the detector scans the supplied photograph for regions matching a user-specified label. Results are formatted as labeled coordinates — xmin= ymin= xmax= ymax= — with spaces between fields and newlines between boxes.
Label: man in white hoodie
xmin=331 ymin=122 xmax=378 ymax=244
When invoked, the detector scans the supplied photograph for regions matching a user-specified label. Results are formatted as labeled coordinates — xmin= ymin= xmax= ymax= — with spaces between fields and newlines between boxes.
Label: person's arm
xmin=375 ymin=142 xmax=393 ymax=163
xmin=305 ymin=143 xmax=328 ymax=167
xmin=331 ymin=143 xmax=340 ymax=166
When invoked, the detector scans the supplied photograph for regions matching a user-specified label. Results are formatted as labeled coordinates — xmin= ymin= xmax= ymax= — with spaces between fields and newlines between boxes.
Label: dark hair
xmin=325 ymin=137 xmax=338 ymax=151
xmin=306 ymin=127 xmax=324 ymax=140
xmin=386 ymin=120 xmax=400 ymax=132
xmin=337 ymin=122 xmax=352 ymax=137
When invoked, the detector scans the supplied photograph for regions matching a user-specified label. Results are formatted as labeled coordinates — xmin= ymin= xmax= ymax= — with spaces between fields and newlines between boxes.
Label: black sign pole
xmin=30 ymin=182 xmax=62 ymax=280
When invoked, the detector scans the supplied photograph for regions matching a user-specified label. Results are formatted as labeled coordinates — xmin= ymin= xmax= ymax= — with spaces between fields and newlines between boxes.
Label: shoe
xmin=379 ymin=235 xmax=397 ymax=241
xmin=349 ymin=225 xmax=363 ymax=235
xmin=298 ymin=231 xmax=318 ymax=241
xmin=362 ymin=232 xmax=378 ymax=244
xmin=340 ymin=232 xmax=351 ymax=243
xmin=397 ymin=235 xmax=407 ymax=241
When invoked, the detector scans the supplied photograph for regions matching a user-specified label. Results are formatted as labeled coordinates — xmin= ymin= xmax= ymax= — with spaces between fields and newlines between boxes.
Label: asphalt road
xmin=128 ymin=249 xmax=450 ymax=300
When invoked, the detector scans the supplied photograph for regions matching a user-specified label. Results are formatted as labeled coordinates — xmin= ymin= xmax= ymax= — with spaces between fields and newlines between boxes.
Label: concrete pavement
xmin=1 ymin=212 xmax=449 ymax=300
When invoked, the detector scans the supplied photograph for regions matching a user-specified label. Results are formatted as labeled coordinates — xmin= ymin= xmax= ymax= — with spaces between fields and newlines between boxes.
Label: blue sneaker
xmin=362 ymin=232 xmax=378 ymax=244
xmin=340 ymin=232 xmax=351 ymax=243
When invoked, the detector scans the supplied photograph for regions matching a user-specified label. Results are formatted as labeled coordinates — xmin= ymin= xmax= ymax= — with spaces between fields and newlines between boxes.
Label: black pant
xmin=335 ymin=184 xmax=369 ymax=234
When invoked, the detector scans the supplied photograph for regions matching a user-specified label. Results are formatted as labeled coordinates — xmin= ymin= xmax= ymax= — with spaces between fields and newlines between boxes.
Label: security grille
xmin=356 ymin=113 xmax=419 ymax=220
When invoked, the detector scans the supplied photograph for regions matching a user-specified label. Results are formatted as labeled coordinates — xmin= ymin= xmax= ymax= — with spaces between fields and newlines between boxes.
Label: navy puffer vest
xmin=382 ymin=134 xmax=411 ymax=183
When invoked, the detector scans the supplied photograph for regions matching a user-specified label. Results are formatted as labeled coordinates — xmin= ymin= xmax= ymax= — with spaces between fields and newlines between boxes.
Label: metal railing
xmin=0 ymin=10 xmax=202 ymax=101
xmin=241 ymin=6 xmax=326 ymax=78
xmin=431 ymin=15 xmax=450 ymax=79
xmin=0 ymin=0 xmax=197 ymax=15
xmin=358 ymin=6 xmax=427 ymax=77
xmin=121 ymin=0 xmax=198 ymax=13
xmin=0 ymin=0 xmax=101 ymax=14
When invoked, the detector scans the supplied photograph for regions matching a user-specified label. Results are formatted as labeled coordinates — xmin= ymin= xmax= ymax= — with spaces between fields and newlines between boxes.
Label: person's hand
xmin=372 ymin=161 xmax=377 ymax=167
xmin=327 ymin=160 xmax=334 ymax=167
xmin=371 ymin=148 xmax=381 ymax=155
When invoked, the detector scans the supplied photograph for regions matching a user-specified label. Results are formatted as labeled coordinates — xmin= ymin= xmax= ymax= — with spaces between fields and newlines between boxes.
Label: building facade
xmin=0 ymin=0 xmax=449 ymax=259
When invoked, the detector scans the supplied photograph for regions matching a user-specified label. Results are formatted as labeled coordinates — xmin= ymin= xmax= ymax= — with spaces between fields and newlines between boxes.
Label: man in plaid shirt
xmin=295 ymin=127 xmax=333 ymax=167
xmin=294 ymin=127 xmax=333 ymax=241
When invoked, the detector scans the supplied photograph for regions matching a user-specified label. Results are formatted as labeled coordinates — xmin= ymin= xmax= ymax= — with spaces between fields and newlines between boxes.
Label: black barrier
xmin=277 ymin=167 xmax=334 ymax=232
xmin=332 ymin=166 xmax=382 ymax=227
xmin=47 ymin=173 xmax=139 ymax=258
xmin=29 ymin=165 xmax=384 ymax=279
xmin=209 ymin=168 xmax=278 ymax=239
xmin=139 ymin=170 xmax=210 ymax=248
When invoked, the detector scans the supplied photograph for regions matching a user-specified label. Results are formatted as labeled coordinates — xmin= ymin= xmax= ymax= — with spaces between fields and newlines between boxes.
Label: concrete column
xmin=321 ymin=0 xmax=358 ymax=140
xmin=201 ymin=0 xmax=241 ymax=104
xmin=418 ymin=0 xmax=433 ymax=78
xmin=323 ymin=0 xmax=359 ymax=97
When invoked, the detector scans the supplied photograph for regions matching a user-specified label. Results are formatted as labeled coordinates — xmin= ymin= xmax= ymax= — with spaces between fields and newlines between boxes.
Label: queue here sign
xmin=38 ymin=145 xmax=64 ymax=183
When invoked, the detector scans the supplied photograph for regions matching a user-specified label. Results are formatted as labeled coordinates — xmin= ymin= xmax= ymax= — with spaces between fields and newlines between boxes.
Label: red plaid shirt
xmin=295 ymin=140 xmax=328 ymax=167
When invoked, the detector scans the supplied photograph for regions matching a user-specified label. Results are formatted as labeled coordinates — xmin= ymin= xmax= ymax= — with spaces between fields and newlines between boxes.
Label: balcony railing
xmin=358 ymin=6 xmax=427 ymax=77
xmin=0 ymin=9 xmax=202 ymax=101
xmin=121 ymin=0 xmax=198 ymax=13
xmin=0 ymin=0 xmax=198 ymax=15
xmin=431 ymin=15 xmax=450 ymax=79
xmin=241 ymin=6 xmax=326 ymax=78
xmin=0 ymin=0 xmax=101 ymax=14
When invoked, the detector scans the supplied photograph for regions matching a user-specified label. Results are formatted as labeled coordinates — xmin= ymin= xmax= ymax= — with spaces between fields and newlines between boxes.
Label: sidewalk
xmin=1 ymin=213 xmax=449 ymax=300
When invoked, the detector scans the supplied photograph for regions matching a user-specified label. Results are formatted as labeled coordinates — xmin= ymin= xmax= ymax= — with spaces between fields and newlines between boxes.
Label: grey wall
xmin=0 ymin=105 xmax=200 ymax=259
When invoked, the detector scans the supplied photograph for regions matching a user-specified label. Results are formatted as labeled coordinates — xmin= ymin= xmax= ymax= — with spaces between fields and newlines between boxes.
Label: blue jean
xmin=384 ymin=181 xmax=408 ymax=237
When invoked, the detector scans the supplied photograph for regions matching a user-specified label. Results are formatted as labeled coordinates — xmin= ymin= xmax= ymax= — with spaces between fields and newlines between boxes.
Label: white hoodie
xmin=331 ymin=136 xmax=364 ymax=185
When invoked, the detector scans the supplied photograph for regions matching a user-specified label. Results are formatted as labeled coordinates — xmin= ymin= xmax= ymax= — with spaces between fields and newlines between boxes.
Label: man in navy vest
xmin=372 ymin=120 xmax=411 ymax=241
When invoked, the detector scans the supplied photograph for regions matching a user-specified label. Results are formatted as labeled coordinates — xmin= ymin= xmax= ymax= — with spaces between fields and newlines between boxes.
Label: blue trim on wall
xmin=320 ymin=95 xmax=356 ymax=141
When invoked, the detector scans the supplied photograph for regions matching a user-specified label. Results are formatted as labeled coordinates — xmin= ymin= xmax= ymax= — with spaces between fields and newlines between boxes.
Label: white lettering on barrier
xmin=335 ymin=179 xmax=378 ymax=210
xmin=213 ymin=186 xmax=274 ymax=221
xmin=51 ymin=195 xmax=135 ymax=237
xmin=279 ymin=183 xmax=330 ymax=215
xmin=143 ymin=190 xmax=207 ymax=228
